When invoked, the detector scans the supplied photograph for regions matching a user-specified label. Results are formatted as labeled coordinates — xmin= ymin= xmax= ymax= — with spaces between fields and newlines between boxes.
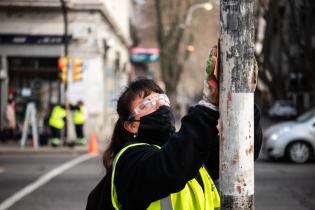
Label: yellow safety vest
xmin=73 ymin=107 xmax=84 ymax=125
xmin=111 ymin=143 xmax=220 ymax=210
xmin=48 ymin=106 xmax=67 ymax=129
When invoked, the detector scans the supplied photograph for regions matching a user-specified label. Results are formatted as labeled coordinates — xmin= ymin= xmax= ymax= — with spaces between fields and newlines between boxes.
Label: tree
xmin=255 ymin=0 xmax=315 ymax=109
xmin=153 ymin=0 xmax=205 ymax=106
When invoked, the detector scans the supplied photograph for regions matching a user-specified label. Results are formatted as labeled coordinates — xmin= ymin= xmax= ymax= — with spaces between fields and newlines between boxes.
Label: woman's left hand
xmin=203 ymin=46 xmax=219 ymax=106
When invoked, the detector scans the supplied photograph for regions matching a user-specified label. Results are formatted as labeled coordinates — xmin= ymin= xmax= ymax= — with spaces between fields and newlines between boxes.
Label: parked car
xmin=263 ymin=108 xmax=315 ymax=163
xmin=268 ymin=100 xmax=297 ymax=119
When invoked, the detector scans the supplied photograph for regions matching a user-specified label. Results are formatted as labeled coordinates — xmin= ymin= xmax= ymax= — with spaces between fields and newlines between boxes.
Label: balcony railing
xmin=0 ymin=0 xmax=63 ymax=8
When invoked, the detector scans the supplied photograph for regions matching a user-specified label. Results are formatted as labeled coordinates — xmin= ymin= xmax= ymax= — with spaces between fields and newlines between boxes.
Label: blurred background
xmin=0 ymin=0 xmax=315 ymax=209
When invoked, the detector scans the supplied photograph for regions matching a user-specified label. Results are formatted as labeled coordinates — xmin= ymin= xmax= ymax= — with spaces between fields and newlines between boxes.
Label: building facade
xmin=0 ymin=0 xmax=132 ymax=141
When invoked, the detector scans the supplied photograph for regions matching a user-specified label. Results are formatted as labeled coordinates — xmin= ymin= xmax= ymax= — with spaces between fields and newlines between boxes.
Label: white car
xmin=263 ymin=108 xmax=315 ymax=163
xmin=268 ymin=100 xmax=297 ymax=119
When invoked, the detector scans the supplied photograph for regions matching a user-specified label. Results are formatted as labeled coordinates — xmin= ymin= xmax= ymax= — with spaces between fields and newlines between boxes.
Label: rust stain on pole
xmin=231 ymin=152 xmax=239 ymax=165
xmin=220 ymin=120 xmax=225 ymax=144
xmin=227 ymin=90 xmax=232 ymax=107
xmin=245 ymin=144 xmax=254 ymax=156
xmin=236 ymin=186 xmax=242 ymax=194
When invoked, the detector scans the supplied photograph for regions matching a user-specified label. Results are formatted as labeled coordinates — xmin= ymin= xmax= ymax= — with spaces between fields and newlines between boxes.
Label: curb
xmin=0 ymin=146 xmax=88 ymax=155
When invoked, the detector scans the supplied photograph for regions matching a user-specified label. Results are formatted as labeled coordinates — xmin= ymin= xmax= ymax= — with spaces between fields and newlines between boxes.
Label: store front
xmin=7 ymin=56 xmax=61 ymax=141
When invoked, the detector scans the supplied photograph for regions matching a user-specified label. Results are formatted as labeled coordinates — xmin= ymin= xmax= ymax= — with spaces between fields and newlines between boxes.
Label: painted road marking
xmin=0 ymin=154 xmax=96 ymax=210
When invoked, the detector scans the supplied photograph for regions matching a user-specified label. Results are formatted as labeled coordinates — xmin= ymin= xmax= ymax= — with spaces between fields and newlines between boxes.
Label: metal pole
xmin=180 ymin=0 xmax=216 ymax=29
xmin=61 ymin=0 xmax=68 ymax=58
xmin=219 ymin=0 xmax=255 ymax=209
xmin=60 ymin=0 xmax=69 ymax=143
xmin=0 ymin=56 xmax=8 ymax=131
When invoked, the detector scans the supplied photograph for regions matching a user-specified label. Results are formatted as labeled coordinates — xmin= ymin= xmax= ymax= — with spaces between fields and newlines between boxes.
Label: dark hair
xmin=103 ymin=79 xmax=164 ymax=171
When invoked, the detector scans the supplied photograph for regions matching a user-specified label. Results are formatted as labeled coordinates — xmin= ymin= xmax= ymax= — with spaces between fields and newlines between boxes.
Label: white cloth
xmin=198 ymin=100 xmax=218 ymax=111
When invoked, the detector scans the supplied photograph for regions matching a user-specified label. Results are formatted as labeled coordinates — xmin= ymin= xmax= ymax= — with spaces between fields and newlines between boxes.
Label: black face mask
xmin=136 ymin=106 xmax=176 ymax=146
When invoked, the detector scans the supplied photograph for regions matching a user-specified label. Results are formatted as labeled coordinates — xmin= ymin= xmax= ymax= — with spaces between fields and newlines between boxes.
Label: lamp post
xmin=180 ymin=0 xmax=217 ymax=29
xmin=186 ymin=45 xmax=195 ymax=53
xmin=0 ymin=58 xmax=8 ymax=131
xmin=180 ymin=1 xmax=217 ymax=55
xmin=60 ymin=0 xmax=70 ymax=144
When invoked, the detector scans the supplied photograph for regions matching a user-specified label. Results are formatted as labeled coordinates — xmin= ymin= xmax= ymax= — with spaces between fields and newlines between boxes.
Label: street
xmin=255 ymin=158 xmax=315 ymax=210
xmin=0 ymin=152 xmax=314 ymax=210
xmin=0 ymin=153 xmax=104 ymax=210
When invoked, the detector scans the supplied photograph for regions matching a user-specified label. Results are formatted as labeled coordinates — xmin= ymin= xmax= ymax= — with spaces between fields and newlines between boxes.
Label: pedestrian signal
xmin=72 ymin=59 xmax=83 ymax=81
xmin=58 ymin=57 xmax=68 ymax=82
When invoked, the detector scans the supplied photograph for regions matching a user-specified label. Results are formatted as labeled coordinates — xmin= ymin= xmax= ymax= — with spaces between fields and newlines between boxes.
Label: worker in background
xmin=48 ymin=103 xmax=67 ymax=147
xmin=72 ymin=100 xmax=86 ymax=145
xmin=3 ymin=99 xmax=16 ymax=142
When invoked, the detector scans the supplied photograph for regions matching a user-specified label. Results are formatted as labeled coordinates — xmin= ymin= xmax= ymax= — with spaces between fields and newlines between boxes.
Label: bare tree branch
xmin=154 ymin=0 xmax=165 ymax=47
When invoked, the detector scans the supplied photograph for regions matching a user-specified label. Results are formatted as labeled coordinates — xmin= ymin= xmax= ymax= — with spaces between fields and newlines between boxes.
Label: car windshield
xmin=276 ymin=100 xmax=293 ymax=106
xmin=297 ymin=108 xmax=315 ymax=122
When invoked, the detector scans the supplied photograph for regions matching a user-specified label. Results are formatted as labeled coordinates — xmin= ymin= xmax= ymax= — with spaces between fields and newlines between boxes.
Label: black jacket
xmin=86 ymin=105 xmax=262 ymax=210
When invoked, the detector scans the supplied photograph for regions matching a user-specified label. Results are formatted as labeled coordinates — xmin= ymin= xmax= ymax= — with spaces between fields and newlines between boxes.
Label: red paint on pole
xmin=245 ymin=144 xmax=254 ymax=156
xmin=237 ymin=186 xmax=242 ymax=194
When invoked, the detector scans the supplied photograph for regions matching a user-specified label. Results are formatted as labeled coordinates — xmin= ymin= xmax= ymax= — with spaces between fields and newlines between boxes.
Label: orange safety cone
xmin=88 ymin=132 xmax=99 ymax=155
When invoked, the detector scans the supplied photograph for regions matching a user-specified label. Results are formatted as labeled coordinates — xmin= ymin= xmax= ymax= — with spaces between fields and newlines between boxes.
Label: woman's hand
xmin=203 ymin=46 xmax=219 ymax=106
xmin=202 ymin=46 xmax=259 ymax=107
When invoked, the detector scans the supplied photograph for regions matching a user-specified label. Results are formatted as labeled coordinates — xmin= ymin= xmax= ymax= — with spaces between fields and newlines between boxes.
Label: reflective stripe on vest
xmin=73 ymin=107 xmax=84 ymax=125
xmin=48 ymin=106 xmax=67 ymax=129
xmin=161 ymin=196 xmax=172 ymax=210
xmin=111 ymin=143 xmax=220 ymax=210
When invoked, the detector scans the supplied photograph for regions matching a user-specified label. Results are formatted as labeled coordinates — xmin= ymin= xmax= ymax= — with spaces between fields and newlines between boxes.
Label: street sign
xmin=130 ymin=48 xmax=160 ymax=63
xmin=0 ymin=34 xmax=70 ymax=45
xmin=20 ymin=102 xmax=39 ymax=149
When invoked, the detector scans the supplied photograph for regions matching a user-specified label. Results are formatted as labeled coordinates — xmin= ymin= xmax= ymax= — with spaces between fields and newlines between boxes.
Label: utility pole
xmin=61 ymin=0 xmax=68 ymax=58
xmin=219 ymin=0 xmax=255 ymax=209
xmin=60 ymin=0 xmax=69 ymax=143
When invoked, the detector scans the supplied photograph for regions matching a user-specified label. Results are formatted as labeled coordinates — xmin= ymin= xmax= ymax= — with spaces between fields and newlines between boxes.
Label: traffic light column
xmin=57 ymin=56 xmax=69 ymax=145
xmin=58 ymin=56 xmax=68 ymax=83
xmin=72 ymin=59 xmax=83 ymax=82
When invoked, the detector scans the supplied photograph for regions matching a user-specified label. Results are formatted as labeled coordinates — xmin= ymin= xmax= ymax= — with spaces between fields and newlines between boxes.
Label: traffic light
xmin=58 ymin=56 xmax=68 ymax=82
xmin=72 ymin=59 xmax=83 ymax=81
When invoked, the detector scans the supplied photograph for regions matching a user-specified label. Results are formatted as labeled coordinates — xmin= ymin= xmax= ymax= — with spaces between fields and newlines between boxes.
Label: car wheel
xmin=286 ymin=142 xmax=311 ymax=163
